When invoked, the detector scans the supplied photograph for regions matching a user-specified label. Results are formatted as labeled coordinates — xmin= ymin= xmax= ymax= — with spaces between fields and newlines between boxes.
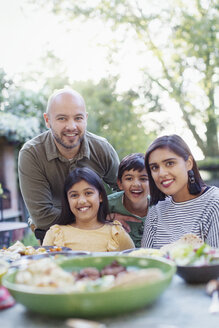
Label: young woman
xmin=43 ymin=167 xmax=134 ymax=252
xmin=141 ymin=134 xmax=219 ymax=248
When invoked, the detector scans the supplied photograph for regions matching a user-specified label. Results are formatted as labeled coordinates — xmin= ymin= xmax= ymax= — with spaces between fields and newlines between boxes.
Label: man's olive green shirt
xmin=18 ymin=130 xmax=119 ymax=230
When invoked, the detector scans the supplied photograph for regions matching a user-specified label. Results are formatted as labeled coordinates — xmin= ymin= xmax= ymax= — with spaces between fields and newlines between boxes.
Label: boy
xmin=108 ymin=153 xmax=150 ymax=247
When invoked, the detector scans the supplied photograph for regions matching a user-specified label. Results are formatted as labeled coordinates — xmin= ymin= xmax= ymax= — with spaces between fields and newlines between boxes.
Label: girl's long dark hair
xmin=55 ymin=167 xmax=109 ymax=225
xmin=145 ymin=134 xmax=205 ymax=205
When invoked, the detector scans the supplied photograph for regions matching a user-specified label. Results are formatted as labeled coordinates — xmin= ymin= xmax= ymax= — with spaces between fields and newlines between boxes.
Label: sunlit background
xmin=1 ymin=0 xmax=218 ymax=161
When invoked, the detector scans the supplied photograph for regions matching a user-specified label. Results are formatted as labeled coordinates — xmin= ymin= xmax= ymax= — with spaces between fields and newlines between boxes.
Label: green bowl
xmin=2 ymin=255 xmax=175 ymax=318
xmin=0 ymin=259 xmax=9 ymax=285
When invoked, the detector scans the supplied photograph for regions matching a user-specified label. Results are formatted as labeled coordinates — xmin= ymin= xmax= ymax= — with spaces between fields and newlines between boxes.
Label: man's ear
xmin=117 ymin=179 xmax=123 ymax=191
xmin=43 ymin=113 xmax=50 ymax=129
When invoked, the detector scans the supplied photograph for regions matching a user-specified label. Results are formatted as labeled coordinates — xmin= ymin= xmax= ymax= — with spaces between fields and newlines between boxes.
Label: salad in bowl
xmin=161 ymin=234 xmax=219 ymax=284
xmin=167 ymin=243 xmax=219 ymax=267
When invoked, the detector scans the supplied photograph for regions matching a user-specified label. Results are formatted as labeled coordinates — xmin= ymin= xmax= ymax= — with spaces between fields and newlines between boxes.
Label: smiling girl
xmin=141 ymin=134 xmax=219 ymax=249
xmin=43 ymin=168 xmax=134 ymax=252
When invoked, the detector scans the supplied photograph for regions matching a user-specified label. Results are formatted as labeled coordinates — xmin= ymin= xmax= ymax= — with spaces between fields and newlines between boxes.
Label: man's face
xmin=44 ymin=92 xmax=88 ymax=151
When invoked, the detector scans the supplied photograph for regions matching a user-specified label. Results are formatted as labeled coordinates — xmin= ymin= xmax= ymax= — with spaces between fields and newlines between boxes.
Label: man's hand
xmin=107 ymin=213 xmax=142 ymax=233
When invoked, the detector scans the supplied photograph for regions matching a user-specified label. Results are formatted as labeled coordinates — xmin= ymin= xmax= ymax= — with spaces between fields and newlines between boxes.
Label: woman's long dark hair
xmin=145 ymin=135 xmax=205 ymax=205
xmin=55 ymin=167 xmax=109 ymax=225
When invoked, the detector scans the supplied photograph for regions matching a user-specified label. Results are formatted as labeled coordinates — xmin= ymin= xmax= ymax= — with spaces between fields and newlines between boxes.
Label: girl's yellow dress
xmin=42 ymin=220 xmax=135 ymax=252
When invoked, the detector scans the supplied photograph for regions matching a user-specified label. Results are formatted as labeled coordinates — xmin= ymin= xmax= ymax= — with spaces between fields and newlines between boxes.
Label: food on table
xmin=206 ymin=279 xmax=219 ymax=314
xmin=0 ymin=241 xmax=47 ymax=261
xmin=128 ymin=248 xmax=165 ymax=258
xmin=15 ymin=258 xmax=74 ymax=288
xmin=206 ymin=279 xmax=219 ymax=296
xmin=22 ymin=246 xmax=47 ymax=255
xmin=160 ymin=233 xmax=204 ymax=254
xmin=126 ymin=234 xmax=219 ymax=267
xmin=66 ymin=318 xmax=106 ymax=328
xmin=0 ymin=250 xmax=21 ymax=261
xmin=0 ymin=285 xmax=15 ymax=310
xmin=14 ymin=258 xmax=164 ymax=292
xmin=7 ymin=241 xmax=27 ymax=254
xmin=0 ymin=241 xmax=64 ymax=261
xmin=0 ymin=259 xmax=9 ymax=284
xmin=3 ymin=255 xmax=175 ymax=317
xmin=111 ymin=268 xmax=163 ymax=289
xmin=48 ymin=246 xmax=63 ymax=252
xmin=165 ymin=242 xmax=219 ymax=266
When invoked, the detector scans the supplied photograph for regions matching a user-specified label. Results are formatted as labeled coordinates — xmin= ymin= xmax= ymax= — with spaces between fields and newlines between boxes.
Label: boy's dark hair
xmin=118 ymin=153 xmax=146 ymax=182
xmin=55 ymin=167 xmax=109 ymax=225
xmin=145 ymin=134 xmax=205 ymax=205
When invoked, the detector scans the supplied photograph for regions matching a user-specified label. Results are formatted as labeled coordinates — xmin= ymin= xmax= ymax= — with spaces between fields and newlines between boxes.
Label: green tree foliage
xmin=0 ymin=67 xmax=153 ymax=157
xmin=5 ymin=52 xmax=71 ymax=132
xmin=0 ymin=69 xmax=41 ymax=143
xmin=0 ymin=52 xmax=72 ymax=142
xmin=0 ymin=68 xmax=13 ymax=107
xmin=31 ymin=0 xmax=219 ymax=157
xmin=73 ymin=78 xmax=155 ymax=158
xmin=6 ymin=89 xmax=47 ymax=131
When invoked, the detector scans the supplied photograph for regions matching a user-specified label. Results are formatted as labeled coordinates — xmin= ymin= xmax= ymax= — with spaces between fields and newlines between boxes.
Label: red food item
xmin=76 ymin=267 xmax=100 ymax=281
xmin=0 ymin=286 xmax=15 ymax=310
xmin=100 ymin=260 xmax=127 ymax=277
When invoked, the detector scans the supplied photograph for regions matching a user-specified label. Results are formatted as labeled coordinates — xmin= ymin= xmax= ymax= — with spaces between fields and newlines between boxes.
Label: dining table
xmin=1 ymin=262 xmax=219 ymax=328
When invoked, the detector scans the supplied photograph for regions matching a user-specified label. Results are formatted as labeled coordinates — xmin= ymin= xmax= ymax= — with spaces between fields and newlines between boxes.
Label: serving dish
xmin=29 ymin=249 xmax=90 ymax=257
xmin=11 ymin=250 xmax=90 ymax=267
xmin=33 ymin=246 xmax=72 ymax=252
xmin=177 ymin=263 xmax=219 ymax=284
xmin=0 ymin=242 xmax=73 ymax=262
xmin=165 ymin=242 xmax=219 ymax=284
xmin=3 ymin=255 xmax=176 ymax=318
xmin=26 ymin=247 xmax=89 ymax=259
xmin=120 ymin=248 xmax=140 ymax=254
xmin=121 ymin=248 xmax=165 ymax=257
xmin=0 ymin=259 xmax=9 ymax=284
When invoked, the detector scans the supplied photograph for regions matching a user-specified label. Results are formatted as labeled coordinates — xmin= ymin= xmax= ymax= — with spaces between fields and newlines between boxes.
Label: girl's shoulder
xmin=105 ymin=220 xmax=122 ymax=227
xmin=49 ymin=224 xmax=60 ymax=231
xmin=112 ymin=220 xmax=122 ymax=225
xmin=48 ymin=224 xmax=69 ymax=232
xmin=106 ymin=220 xmax=127 ymax=235
xmin=44 ymin=224 xmax=66 ymax=246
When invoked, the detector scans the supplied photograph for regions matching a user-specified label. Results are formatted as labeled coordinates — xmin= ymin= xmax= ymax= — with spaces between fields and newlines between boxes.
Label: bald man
xmin=18 ymin=88 xmax=119 ymax=242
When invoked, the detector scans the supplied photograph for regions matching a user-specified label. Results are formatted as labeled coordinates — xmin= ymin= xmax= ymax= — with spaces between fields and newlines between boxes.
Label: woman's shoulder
xmin=202 ymin=186 xmax=219 ymax=202
xmin=150 ymin=198 xmax=172 ymax=210
xmin=206 ymin=185 xmax=219 ymax=195
xmin=191 ymin=185 xmax=219 ymax=202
